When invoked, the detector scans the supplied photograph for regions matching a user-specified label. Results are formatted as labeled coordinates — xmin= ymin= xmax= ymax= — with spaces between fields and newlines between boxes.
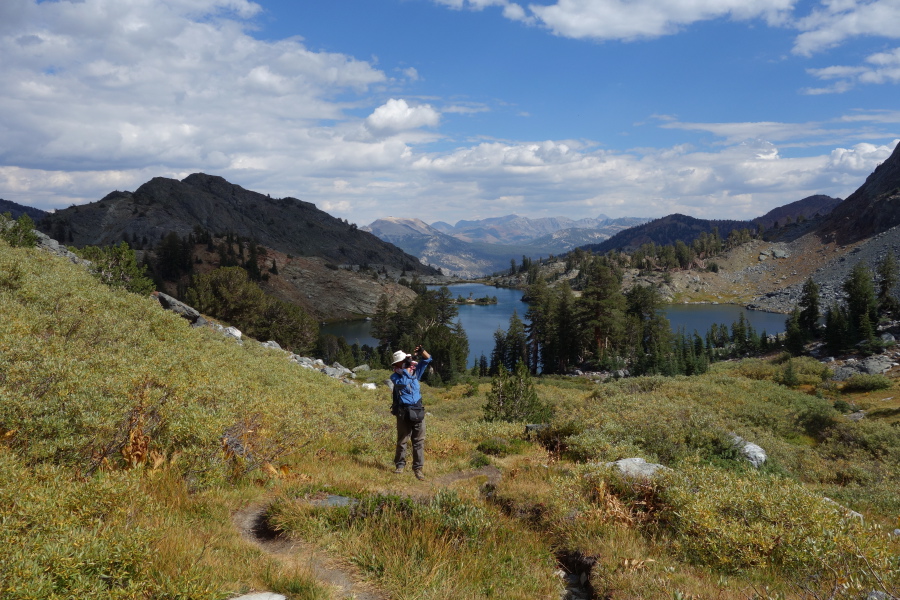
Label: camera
xmin=402 ymin=356 xmax=414 ymax=369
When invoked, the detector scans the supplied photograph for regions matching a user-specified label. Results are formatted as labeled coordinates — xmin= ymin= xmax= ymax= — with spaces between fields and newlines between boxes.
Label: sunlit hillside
xmin=1 ymin=239 xmax=898 ymax=600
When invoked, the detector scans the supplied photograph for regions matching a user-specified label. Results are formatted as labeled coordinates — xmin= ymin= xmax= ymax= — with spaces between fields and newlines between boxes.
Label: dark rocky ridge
xmin=818 ymin=142 xmax=900 ymax=244
xmin=587 ymin=213 xmax=752 ymax=253
xmin=0 ymin=198 xmax=47 ymax=221
xmin=39 ymin=173 xmax=438 ymax=275
xmin=580 ymin=195 xmax=842 ymax=255
xmin=754 ymin=194 xmax=841 ymax=230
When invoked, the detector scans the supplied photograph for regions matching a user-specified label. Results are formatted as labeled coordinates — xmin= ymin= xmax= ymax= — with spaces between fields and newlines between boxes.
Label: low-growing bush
xmin=483 ymin=362 xmax=553 ymax=423
xmin=76 ymin=242 xmax=155 ymax=295
xmin=833 ymin=399 xmax=855 ymax=413
xmin=841 ymin=373 xmax=892 ymax=392
xmin=564 ymin=428 xmax=644 ymax=463
xmin=657 ymin=464 xmax=898 ymax=595
xmin=739 ymin=356 xmax=831 ymax=387
xmin=0 ymin=213 xmax=38 ymax=248
xmin=476 ymin=437 xmax=511 ymax=456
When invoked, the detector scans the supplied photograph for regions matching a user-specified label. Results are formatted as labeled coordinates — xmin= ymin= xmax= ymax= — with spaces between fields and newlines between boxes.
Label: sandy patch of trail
xmin=231 ymin=465 xmax=502 ymax=599
xmin=232 ymin=502 xmax=388 ymax=600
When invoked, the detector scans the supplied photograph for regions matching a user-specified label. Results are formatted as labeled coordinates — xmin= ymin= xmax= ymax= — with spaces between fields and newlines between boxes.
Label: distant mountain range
xmin=367 ymin=195 xmax=847 ymax=277
xmin=365 ymin=215 xmax=648 ymax=276
xmin=38 ymin=173 xmax=438 ymax=276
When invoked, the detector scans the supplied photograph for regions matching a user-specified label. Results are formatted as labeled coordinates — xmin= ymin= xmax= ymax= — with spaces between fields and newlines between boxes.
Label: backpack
xmin=390 ymin=381 xmax=403 ymax=416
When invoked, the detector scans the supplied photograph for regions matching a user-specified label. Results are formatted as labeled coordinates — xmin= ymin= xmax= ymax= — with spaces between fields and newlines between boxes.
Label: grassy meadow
xmin=1 ymin=240 xmax=898 ymax=599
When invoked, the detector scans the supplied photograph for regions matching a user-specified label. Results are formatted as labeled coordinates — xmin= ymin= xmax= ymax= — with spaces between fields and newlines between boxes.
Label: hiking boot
xmin=393 ymin=466 xmax=404 ymax=474
xmin=414 ymin=469 xmax=425 ymax=481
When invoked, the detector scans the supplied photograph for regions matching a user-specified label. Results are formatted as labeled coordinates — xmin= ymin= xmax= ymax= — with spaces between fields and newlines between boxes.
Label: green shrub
xmin=738 ymin=357 xmax=831 ymax=387
xmin=470 ymin=451 xmax=491 ymax=468
xmin=833 ymin=399 xmax=854 ymax=413
xmin=476 ymin=437 xmax=511 ymax=456
xmin=842 ymin=373 xmax=892 ymax=392
xmin=0 ymin=212 xmax=38 ymax=248
xmin=483 ymin=362 xmax=552 ymax=423
xmin=268 ymin=490 xmax=558 ymax=599
xmin=564 ymin=428 xmax=643 ymax=463
xmin=658 ymin=464 xmax=897 ymax=590
xmin=186 ymin=266 xmax=317 ymax=352
xmin=76 ymin=242 xmax=155 ymax=295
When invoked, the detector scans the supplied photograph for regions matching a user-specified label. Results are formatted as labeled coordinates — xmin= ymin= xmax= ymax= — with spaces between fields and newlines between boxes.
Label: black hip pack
xmin=404 ymin=402 xmax=425 ymax=423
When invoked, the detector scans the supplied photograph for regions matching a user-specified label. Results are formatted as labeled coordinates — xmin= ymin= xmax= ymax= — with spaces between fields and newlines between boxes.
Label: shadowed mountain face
xmin=586 ymin=214 xmax=754 ymax=253
xmin=753 ymin=195 xmax=841 ymax=230
xmin=818 ymin=142 xmax=900 ymax=244
xmin=39 ymin=173 xmax=438 ymax=274
xmin=0 ymin=199 xmax=47 ymax=222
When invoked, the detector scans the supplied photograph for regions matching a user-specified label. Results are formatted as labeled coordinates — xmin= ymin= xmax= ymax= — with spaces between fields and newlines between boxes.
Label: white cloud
xmin=431 ymin=0 xmax=794 ymax=41
xmin=530 ymin=0 xmax=794 ymax=41
xmin=0 ymin=0 xmax=386 ymax=173
xmin=365 ymin=99 xmax=440 ymax=134
xmin=828 ymin=140 xmax=900 ymax=171
xmin=805 ymin=46 xmax=900 ymax=93
xmin=793 ymin=0 xmax=900 ymax=56
xmin=656 ymin=118 xmax=859 ymax=148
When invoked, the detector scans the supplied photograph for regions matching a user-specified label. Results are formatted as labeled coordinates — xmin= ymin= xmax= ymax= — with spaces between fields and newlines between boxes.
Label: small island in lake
xmin=456 ymin=293 xmax=498 ymax=305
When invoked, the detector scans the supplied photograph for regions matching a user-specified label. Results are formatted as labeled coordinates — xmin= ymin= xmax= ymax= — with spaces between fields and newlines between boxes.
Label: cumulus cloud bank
xmin=0 ymin=0 xmax=898 ymax=226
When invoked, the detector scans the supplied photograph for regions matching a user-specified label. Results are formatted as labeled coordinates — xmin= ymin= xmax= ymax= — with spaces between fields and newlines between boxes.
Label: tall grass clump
xmin=268 ymin=489 xmax=560 ymax=599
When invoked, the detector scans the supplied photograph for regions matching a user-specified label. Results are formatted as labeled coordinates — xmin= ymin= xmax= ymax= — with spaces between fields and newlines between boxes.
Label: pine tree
xmin=876 ymin=251 xmax=900 ymax=318
xmin=0 ymin=213 xmax=38 ymax=248
xmin=524 ymin=277 xmax=551 ymax=375
xmin=77 ymin=241 xmax=155 ymax=295
xmin=824 ymin=303 xmax=848 ymax=355
xmin=504 ymin=311 xmax=528 ymax=371
xmin=798 ymin=278 xmax=821 ymax=340
xmin=483 ymin=362 xmax=552 ymax=423
xmin=489 ymin=328 xmax=506 ymax=375
xmin=785 ymin=307 xmax=805 ymax=356
xmin=575 ymin=258 xmax=625 ymax=363
xmin=842 ymin=262 xmax=878 ymax=345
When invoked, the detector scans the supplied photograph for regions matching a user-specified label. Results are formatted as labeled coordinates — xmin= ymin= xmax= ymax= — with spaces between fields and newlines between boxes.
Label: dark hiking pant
xmin=395 ymin=415 xmax=425 ymax=471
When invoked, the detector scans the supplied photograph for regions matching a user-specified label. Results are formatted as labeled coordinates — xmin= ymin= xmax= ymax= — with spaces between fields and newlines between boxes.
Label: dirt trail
xmin=231 ymin=465 xmax=503 ymax=600
xmin=232 ymin=503 xmax=388 ymax=600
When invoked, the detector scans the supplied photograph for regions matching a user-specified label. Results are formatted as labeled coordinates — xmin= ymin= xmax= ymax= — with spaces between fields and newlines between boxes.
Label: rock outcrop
xmin=604 ymin=457 xmax=671 ymax=482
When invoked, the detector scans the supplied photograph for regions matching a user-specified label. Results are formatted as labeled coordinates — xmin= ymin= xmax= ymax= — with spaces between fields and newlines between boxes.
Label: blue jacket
xmin=390 ymin=357 xmax=432 ymax=406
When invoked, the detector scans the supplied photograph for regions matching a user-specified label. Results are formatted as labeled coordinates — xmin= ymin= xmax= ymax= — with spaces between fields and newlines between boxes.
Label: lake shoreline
xmin=322 ymin=284 xmax=789 ymax=367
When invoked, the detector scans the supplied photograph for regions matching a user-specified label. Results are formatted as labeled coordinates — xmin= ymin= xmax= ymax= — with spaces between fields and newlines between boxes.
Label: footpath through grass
xmin=1 ymin=240 xmax=898 ymax=599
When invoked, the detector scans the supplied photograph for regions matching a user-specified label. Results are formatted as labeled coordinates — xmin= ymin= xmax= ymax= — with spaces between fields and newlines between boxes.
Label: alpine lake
xmin=320 ymin=283 xmax=789 ymax=368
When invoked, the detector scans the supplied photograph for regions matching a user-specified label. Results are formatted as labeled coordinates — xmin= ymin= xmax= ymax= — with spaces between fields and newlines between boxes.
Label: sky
xmin=1 ymin=0 xmax=899 ymax=227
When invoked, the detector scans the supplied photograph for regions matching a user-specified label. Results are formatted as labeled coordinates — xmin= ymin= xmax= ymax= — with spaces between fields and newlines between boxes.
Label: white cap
xmin=391 ymin=350 xmax=410 ymax=365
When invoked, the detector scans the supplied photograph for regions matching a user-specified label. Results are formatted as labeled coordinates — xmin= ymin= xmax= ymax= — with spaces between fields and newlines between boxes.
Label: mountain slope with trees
xmin=38 ymin=173 xmax=438 ymax=276
xmin=586 ymin=213 xmax=753 ymax=254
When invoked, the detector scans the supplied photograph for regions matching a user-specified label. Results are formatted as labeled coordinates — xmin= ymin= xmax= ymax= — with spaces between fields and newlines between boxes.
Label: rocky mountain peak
xmin=818 ymin=142 xmax=900 ymax=244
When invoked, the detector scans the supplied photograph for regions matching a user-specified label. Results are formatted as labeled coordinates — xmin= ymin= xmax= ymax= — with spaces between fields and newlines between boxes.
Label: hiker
xmin=390 ymin=345 xmax=431 ymax=480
